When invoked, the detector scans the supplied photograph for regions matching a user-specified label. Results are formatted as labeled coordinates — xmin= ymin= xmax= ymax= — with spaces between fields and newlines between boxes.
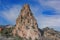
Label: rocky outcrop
xmin=12 ymin=4 xmax=41 ymax=40
xmin=43 ymin=27 xmax=60 ymax=40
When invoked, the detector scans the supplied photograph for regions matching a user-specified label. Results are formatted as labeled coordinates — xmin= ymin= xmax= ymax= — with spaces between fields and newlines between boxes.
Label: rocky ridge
xmin=43 ymin=27 xmax=60 ymax=40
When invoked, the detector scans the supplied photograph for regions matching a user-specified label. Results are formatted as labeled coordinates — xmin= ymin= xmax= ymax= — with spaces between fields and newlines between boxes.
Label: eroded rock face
xmin=12 ymin=4 xmax=41 ymax=40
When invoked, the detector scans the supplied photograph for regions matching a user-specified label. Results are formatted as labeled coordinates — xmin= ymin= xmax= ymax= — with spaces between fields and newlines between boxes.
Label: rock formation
xmin=12 ymin=4 xmax=41 ymax=40
xmin=12 ymin=4 xmax=60 ymax=40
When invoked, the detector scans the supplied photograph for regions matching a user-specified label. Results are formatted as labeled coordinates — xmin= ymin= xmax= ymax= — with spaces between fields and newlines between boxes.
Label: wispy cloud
xmin=30 ymin=0 xmax=60 ymax=31
xmin=1 ymin=5 xmax=21 ymax=24
xmin=36 ymin=15 xmax=60 ymax=28
xmin=39 ymin=0 xmax=60 ymax=14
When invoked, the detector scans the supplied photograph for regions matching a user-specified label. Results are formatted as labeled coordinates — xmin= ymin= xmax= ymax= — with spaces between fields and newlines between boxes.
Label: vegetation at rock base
xmin=1 ymin=27 xmax=13 ymax=37
xmin=0 ymin=25 xmax=60 ymax=40
xmin=0 ymin=26 xmax=25 ymax=40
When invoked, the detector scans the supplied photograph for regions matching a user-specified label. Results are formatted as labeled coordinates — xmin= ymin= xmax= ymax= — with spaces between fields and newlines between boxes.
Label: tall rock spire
xmin=12 ymin=4 xmax=41 ymax=40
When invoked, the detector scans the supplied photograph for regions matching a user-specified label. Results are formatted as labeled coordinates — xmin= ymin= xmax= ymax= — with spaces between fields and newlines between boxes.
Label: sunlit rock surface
xmin=12 ymin=4 xmax=41 ymax=40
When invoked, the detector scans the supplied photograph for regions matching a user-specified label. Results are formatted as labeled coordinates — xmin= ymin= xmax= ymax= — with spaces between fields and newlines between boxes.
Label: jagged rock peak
xmin=12 ymin=4 xmax=41 ymax=40
xmin=20 ymin=4 xmax=31 ymax=14
xmin=23 ymin=4 xmax=30 ymax=9
xmin=19 ymin=4 xmax=33 ymax=18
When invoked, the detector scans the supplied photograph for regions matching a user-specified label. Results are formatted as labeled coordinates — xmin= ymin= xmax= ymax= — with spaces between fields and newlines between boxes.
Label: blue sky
xmin=0 ymin=0 xmax=60 ymax=31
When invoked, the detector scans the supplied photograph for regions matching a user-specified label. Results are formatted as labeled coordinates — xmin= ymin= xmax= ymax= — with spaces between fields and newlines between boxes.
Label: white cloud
xmin=30 ymin=0 xmax=60 ymax=31
xmin=36 ymin=15 xmax=60 ymax=30
xmin=1 ymin=5 xmax=21 ymax=24
xmin=29 ymin=1 xmax=60 ymax=31
xmin=39 ymin=0 xmax=60 ymax=14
